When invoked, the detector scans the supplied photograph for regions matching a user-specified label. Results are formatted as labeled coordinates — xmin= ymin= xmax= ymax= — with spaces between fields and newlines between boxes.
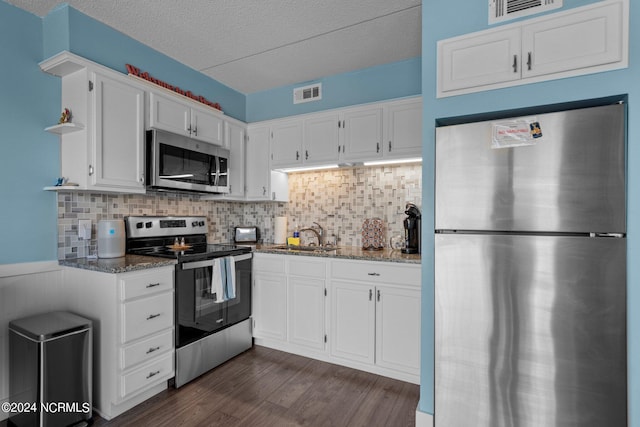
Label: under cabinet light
xmin=363 ymin=158 xmax=422 ymax=166
xmin=276 ymin=164 xmax=339 ymax=173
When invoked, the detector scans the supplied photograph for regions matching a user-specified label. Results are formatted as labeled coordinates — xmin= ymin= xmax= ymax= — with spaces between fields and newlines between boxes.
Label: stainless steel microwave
xmin=146 ymin=129 xmax=230 ymax=194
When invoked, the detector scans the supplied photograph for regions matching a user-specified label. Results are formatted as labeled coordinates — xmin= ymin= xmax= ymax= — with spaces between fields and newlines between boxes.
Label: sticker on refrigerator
xmin=491 ymin=117 xmax=542 ymax=149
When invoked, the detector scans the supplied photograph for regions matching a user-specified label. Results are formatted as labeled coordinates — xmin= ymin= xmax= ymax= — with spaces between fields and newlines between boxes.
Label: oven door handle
xmin=181 ymin=252 xmax=252 ymax=270
xmin=182 ymin=259 xmax=216 ymax=270
xmin=232 ymin=253 xmax=253 ymax=262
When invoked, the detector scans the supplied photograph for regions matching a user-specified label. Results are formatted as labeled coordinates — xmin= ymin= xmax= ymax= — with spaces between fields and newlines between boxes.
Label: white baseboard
xmin=416 ymin=407 xmax=434 ymax=427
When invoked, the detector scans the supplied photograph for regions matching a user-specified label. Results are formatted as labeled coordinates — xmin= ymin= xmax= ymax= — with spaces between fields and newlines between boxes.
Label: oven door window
xmin=159 ymin=143 xmax=213 ymax=186
xmin=226 ymin=255 xmax=252 ymax=324
xmin=176 ymin=264 xmax=226 ymax=345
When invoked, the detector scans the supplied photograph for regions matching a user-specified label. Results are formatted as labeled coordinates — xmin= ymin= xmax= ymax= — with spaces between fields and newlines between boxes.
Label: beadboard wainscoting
xmin=0 ymin=262 xmax=65 ymax=422
xmin=57 ymin=164 xmax=422 ymax=258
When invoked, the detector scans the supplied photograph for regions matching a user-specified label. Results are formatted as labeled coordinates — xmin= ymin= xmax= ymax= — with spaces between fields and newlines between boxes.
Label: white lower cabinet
xmin=252 ymin=253 xmax=420 ymax=383
xmin=330 ymin=260 xmax=421 ymax=381
xmin=330 ymin=280 xmax=375 ymax=364
xmin=61 ymin=265 xmax=175 ymax=420
xmin=252 ymin=254 xmax=287 ymax=341
xmin=288 ymin=258 xmax=327 ymax=351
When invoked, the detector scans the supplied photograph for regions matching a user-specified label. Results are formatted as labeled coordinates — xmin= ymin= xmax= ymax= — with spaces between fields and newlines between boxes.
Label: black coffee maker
xmin=402 ymin=203 xmax=421 ymax=254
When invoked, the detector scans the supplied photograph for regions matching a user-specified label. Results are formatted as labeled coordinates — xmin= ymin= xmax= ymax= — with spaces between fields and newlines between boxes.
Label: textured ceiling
xmin=7 ymin=0 xmax=422 ymax=94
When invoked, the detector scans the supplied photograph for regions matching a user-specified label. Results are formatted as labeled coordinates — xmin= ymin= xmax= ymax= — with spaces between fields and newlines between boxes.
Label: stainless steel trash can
xmin=8 ymin=311 xmax=92 ymax=427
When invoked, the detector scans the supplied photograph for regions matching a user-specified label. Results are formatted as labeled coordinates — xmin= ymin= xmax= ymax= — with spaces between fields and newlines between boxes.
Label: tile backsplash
xmin=57 ymin=164 xmax=422 ymax=258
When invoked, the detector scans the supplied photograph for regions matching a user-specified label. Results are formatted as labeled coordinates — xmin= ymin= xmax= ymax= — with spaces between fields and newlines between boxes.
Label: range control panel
xmin=125 ymin=216 xmax=208 ymax=238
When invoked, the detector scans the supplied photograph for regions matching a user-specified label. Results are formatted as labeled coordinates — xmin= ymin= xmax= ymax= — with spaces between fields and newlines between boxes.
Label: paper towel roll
xmin=274 ymin=216 xmax=287 ymax=244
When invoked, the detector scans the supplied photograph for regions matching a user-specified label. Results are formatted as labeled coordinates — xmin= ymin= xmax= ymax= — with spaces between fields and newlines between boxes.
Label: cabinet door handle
xmin=376 ymin=142 xmax=380 ymax=153
xmin=88 ymin=165 xmax=94 ymax=176
xmin=513 ymin=55 xmax=518 ymax=73
xmin=146 ymin=282 xmax=161 ymax=288
xmin=146 ymin=370 xmax=160 ymax=379
xmin=527 ymin=52 xmax=532 ymax=71
xmin=305 ymin=150 xmax=309 ymax=160
xmin=296 ymin=151 xmax=300 ymax=160
xmin=146 ymin=313 xmax=161 ymax=320
xmin=216 ymin=318 xmax=224 ymax=324
xmin=377 ymin=290 xmax=381 ymax=302
xmin=369 ymin=289 xmax=373 ymax=301
xmin=263 ymin=186 xmax=267 ymax=196
xmin=388 ymin=141 xmax=392 ymax=152
xmin=146 ymin=346 xmax=161 ymax=354
xmin=192 ymin=126 xmax=198 ymax=136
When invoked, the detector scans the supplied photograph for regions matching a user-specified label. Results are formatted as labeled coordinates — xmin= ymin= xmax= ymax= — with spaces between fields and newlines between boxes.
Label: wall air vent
xmin=489 ymin=0 xmax=562 ymax=24
xmin=293 ymin=83 xmax=322 ymax=104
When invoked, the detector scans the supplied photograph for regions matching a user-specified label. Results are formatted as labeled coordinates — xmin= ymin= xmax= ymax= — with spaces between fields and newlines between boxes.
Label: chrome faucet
xmin=299 ymin=222 xmax=324 ymax=246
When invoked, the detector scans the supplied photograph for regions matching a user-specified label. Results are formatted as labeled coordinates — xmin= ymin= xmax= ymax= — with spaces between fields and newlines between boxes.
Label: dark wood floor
xmin=85 ymin=345 xmax=419 ymax=426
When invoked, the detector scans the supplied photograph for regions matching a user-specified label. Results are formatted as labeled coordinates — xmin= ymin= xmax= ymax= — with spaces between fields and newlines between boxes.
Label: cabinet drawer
xmin=289 ymin=257 xmax=326 ymax=278
xmin=120 ymin=353 xmax=173 ymax=399
xmin=331 ymin=260 xmax=420 ymax=286
xmin=121 ymin=292 xmax=174 ymax=343
xmin=120 ymin=329 xmax=173 ymax=371
xmin=120 ymin=268 xmax=174 ymax=301
xmin=253 ymin=254 xmax=286 ymax=274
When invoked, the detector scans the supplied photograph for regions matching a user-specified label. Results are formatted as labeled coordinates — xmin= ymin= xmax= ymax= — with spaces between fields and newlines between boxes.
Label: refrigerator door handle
xmin=590 ymin=232 xmax=625 ymax=238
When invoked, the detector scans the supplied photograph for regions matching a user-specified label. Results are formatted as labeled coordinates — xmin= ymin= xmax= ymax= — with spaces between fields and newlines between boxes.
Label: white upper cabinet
xmin=148 ymin=91 xmax=224 ymax=146
xmin=304 ymin=112 xmax=341 ymax=166
xmin=259 ymin=96 xmax=422 ymax=171
xmin=340 ymin=106 xmax=384 ymax=162
xmin=437 ymin=0 xmax=628 ymax=97
xmin=384 ymin=98 xmax=422 ymax=159
xmin=92 ymin=73 xmax=145 ymax=190
xmin=245 ymin=124 xmax=271 ymax=200
xmin=270 ymin=119 xmax=303 ymax=168
xmin=439 ymin=27 xmax=521 ymax=93
xmin=40 ymin=52 xmax=146 ymax=193
xmin=521 ymin=1 xmax=624 ymax=79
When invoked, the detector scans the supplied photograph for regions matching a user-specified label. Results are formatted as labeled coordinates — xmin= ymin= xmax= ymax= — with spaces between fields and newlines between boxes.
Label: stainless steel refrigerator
xmin=434 ymin=102 xmax=627 ymax=426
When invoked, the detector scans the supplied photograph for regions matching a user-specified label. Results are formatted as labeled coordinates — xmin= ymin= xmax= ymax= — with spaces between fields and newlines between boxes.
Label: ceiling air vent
xmin=489 ymin=0 xmax=562 ymax=24
xmin=293 ymin=83 xmax=322 ymax=104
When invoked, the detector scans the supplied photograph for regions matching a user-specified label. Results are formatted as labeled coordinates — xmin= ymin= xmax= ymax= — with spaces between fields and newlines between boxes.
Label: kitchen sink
xmin=270 ymin=245 xmax=339 ymax=253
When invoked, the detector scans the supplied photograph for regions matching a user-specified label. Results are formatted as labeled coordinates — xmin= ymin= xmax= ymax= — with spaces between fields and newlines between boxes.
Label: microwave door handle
xmin=212 ymin=156 xmax=220 ymax=187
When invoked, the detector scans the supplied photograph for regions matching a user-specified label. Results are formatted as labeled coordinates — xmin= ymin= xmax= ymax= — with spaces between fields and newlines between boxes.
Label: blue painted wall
xmin=246 ymin=57 xmax=421 ymax=122
xmin=43 ymin=5 xmax=247 ymax=121
xmin=420 ymin=1 xmax=640 ymax=425
xmin=0 ymin=1 xmax=59 ymax=264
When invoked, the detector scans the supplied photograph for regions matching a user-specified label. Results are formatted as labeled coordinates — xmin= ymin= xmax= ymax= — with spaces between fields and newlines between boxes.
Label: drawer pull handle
xmin=367 ymin=272 xmax=380 ymax=276
xmin=146 ymin=370 xmax=160 ymax=379
xmin=216 ymin=318 xmax=224 ymax=324
xmin=146 ymin=282 xmax=161 ymax=288
xmin=146 ymin=313 xmax=161 ymax=320
xmin=146 ymin=346 xmax=161 ymax=354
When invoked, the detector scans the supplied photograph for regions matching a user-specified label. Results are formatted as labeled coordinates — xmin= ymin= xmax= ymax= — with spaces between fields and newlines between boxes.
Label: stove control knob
xmin=145 ymin=222 xmax=152 ymax=228
xmin=199 ymin=221 xmax=205 ymax=227
xmin=192 ymin=221 xmax=198 ymax=227
xmin=136 ymin=222 xmax=144 ymax=229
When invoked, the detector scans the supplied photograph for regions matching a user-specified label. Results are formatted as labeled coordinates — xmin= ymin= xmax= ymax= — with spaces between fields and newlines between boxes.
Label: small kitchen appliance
xmin=234 ymin=226 xmax=259 ymax=244
xmin=146 ymin=129 xmax=230 ymax=194
xmin=97 ymin=219 xmax=125 ymax=258
xmin=124 ymin=216 xmax=252 ymax=388
xmin=402 ymin=203 xmax=421 ymax=254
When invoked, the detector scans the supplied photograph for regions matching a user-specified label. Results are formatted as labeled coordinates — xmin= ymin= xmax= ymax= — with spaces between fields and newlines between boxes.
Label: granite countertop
xmin=253 ymin=243 xmax=421 ymax=264
xmin=59 ymin=254 xmax=177 ymax=274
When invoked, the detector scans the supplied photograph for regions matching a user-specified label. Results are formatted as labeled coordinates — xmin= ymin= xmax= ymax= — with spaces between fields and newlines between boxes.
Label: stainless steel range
xmin=125 ymin=216 xmax=253 ymax=388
